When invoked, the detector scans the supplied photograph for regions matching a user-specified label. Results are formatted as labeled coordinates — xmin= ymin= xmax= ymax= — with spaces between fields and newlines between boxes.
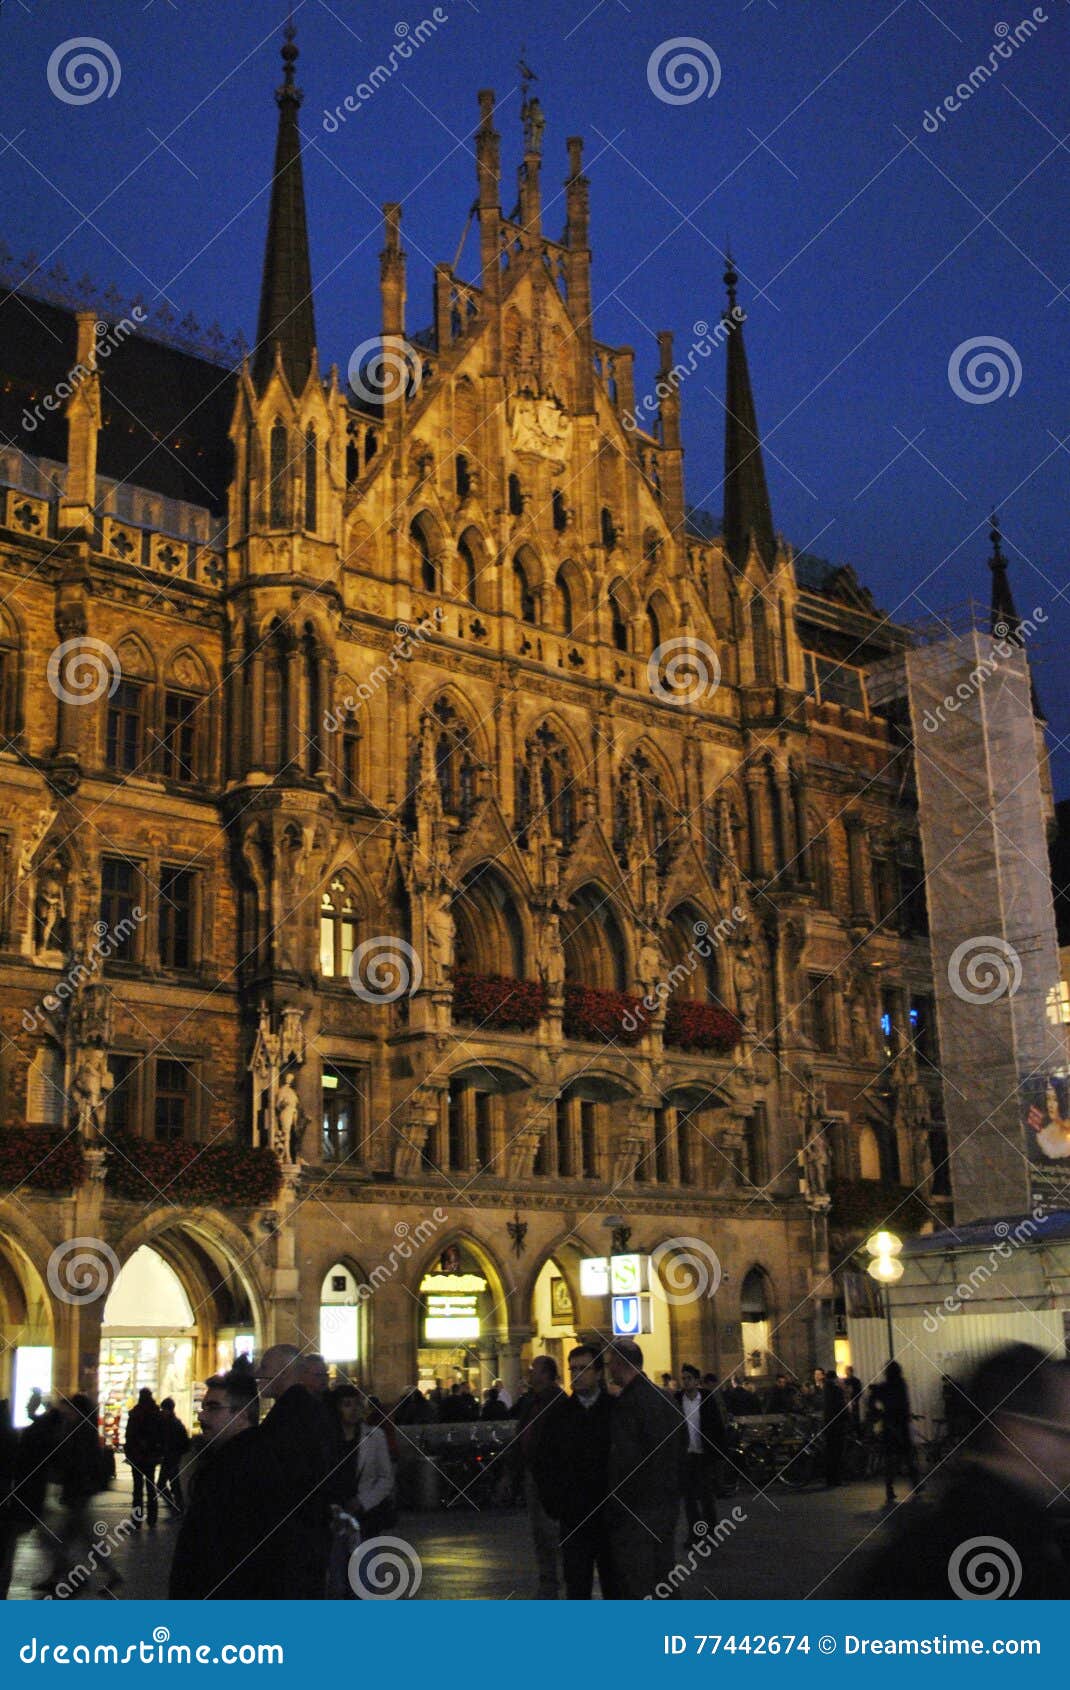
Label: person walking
xmin=155 ymin=1397 xmax=190 ymax=1515
xmin=168 ymin=1371 xmax=263 ymax=1598
xmin=540 ymin=1344 xmax=616 ymax=1599
xmin=842 ymin=1365 xmax=863 ymax=1430
xmin=605 ymin=1339 xmax=685 ymax=1599
xmin=870 ymin=1360 xmax=919 ymax=1505
xmin=514 ymin=1355 xmax=564 ymax=1598
xmin=821 ymin=1367 xmax=849 ymax=1487
xmin=841 ymin=1345 xmax=1070 ymax=1598
xmin=676 ymin=1364 xmax=725 ymax=1536
xmin=123 ymin=1387 xmax=162 ymax=1528
xmin=39 ymin=1395 xmax=115 ymax=1597
xmin=326 ymin=1384 xmax=396 ymax=1598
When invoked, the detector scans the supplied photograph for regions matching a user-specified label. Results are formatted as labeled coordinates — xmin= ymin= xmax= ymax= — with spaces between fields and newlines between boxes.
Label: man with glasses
xmin=168 ymin=1372 xmax=261 ymax=1598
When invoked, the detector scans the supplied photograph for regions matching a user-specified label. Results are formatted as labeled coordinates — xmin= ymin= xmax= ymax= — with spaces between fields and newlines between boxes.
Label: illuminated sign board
xmin=424 ymin=1293 xmax=480 ymax=1342
xmin=610 ymin=1253 xmax=648 ymax=1295
xmin=611 ymin=1294 xmax=653 ymax=1337
xmin=580 ymin=1257 xmax=610 ymax=1297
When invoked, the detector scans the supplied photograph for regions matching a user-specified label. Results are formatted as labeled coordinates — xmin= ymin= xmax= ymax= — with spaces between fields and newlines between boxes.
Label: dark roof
xmin=0 ymin=289 xmax=235 ymax=513
xmin=794 ymin=552 xmax=883 ymax=616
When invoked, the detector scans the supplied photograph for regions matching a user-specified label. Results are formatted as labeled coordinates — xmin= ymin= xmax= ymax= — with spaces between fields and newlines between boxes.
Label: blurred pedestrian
xmin=605 ymin=1339 xmax=685 ymax=1599
xmin=869 ymin=1360 xmax=919 ymax=1505
xmin=822 ymin=1367 xmax=849 ymax=1487
xmin=156 ymin=1397 xmax=190 ymax=1515
xmin=514 ymin=1356 xmax=564 ymax=1597
xmin=123 ymin=1386 xmax=161 ymax=1527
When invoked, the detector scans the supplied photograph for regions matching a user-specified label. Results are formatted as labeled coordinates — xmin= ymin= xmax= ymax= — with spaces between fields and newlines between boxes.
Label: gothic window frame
xmin=269 ymin=418 xmax=288 ymax=528
xmin=320 ymin=874 xmax=362 ymax=981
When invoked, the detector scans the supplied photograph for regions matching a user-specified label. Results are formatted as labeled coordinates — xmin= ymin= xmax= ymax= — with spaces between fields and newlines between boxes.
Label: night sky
xmin=3 ymin=0 xmax=1068 ymax=784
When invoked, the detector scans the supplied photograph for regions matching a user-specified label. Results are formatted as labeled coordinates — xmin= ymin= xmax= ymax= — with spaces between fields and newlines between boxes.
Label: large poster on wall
xmin=1020 ymin=1070 xmax=1070 ymax=1214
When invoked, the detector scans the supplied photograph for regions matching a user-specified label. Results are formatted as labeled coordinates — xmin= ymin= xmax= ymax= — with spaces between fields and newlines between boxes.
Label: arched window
xmin=750 ymin=595 xmax=775 ymax=684
xmin=514 ymin=555 xmax=537 ymax=624
xmin=304 ymin=427 xmax=317 ymax=531
xmin=616 ymin=749 xmax=675 ymax=878
xmin=646 ymin=601 xmax=662 ymax=655
xmin=458 ymin=531 xmax=479 ymax=603
xmin=105 ymin=637 xmax=154 ymax=775
xmin=508 ymin=473 xmax=524 ymax=516
xmin=561 ymin=885 xmax=628 ymax=992
xmin=455 ymin=454 xmax=471 ymax=498
xmin=601 ymin=506 xmax=617 ymax=549
xmin=610 ymin=596 xmax=629 ymax=653
xmin=858 ymin=1124 xmax=881 ymax=1181
xmin=431 ymin=697 xmax=477 ymax=822
xmin=452 ymin=866 xmax=525 ymax=977
xmin=740 ymin=1267 xmax=772 ymax=1375
xmin=160 ymin=650 xmax=210 ymax=783
xmin=269 ymin=419 xmax=288 ymax=527
xmin=261 ymin=621 xmax=289 ymax=772
xmin=552 ymin=568 xmax=573 ymax=634
xmin=410 ymin=514 xmax=439 ymax=593
xmin=519 ymin=724 xmax=575 ymax=846
xmin=320 ymin=877 xmax=360 ymax=979
xmin=552 ymin=488 xmax=568 ymax=532
xmin=0 ymin=609 xmax=21 ymax=739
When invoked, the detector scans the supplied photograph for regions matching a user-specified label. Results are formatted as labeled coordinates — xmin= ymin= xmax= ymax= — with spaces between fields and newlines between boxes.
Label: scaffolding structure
xmin=871 ymin=618 xmax=1067 ymax=1222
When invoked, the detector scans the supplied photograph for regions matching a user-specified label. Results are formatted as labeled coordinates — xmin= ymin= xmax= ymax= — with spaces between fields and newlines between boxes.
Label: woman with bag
xmin=326 ymin=1385 xmax=396 ymax=1598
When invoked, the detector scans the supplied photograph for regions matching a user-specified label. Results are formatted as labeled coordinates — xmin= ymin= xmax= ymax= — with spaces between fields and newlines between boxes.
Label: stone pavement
xmin=5 ymin=1472 xmax=897 ymax=1601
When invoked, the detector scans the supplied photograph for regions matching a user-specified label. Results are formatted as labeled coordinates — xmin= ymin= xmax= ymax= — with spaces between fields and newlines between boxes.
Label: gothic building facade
xmin=0 ymin=34 xmax=950 ymax=1412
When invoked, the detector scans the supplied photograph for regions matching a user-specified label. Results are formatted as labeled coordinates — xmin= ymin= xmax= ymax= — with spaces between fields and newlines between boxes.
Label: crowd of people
xmin=2 ymin=1339 xmax=1069 ymax=1599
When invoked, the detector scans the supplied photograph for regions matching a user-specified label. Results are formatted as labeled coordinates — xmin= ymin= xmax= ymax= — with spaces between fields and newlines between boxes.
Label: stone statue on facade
xmin=537 ymin=908 xmax=565 ymax=992
xmin=35 ymin=857 xmax=67 ymax=954
xmin=71 ymin=1046 xmax=112 ymax=1141
xmin=732 ymin=931 xmax=760 ymax=1025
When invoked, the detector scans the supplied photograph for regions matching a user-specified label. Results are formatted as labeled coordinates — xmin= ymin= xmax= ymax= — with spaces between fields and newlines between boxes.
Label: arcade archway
xmin=0 ymin=1226 xmax=55 ymax=1426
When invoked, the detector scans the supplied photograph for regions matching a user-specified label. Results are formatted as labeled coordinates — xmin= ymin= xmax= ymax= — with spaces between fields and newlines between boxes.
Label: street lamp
xmin=864 ymin=1230 xmax=903 ymax=1361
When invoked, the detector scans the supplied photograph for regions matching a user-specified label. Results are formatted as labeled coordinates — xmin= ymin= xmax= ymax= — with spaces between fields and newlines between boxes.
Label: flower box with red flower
xmin=563 ymin=983 xmax=649 ymax=1045
xmin=104 ymin=1133 xmax=282 ymax=1207
xmin=0 ymin=1127 xmax=86 ymax=1192
xmin=451 ymin=972 xmax=547 ymax=1031
xmin=663 ymin=998 xmax=743 ymax=1053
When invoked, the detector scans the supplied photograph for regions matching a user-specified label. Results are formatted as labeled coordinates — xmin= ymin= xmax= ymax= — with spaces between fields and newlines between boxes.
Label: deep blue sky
xmin=4 ymin=0 xmax=1069 ymax=785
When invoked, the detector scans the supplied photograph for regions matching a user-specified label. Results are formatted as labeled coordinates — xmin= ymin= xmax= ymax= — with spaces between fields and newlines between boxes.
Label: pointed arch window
xmin=514 ymin=556 xmax=537 ymax=625
xmin=432 ymin=697 xmax=477 ymax=823
xmin=320 ymin=878 xmax=360 ymax=980
xmin=552 ymin=568 xmax=573 ymax=634
xmin=304 ymin=426 xmax=318 ymax=531
xmin=458 ymin=532 xmax=478 ymax=603
xmin=269 ymin=419 xmax=288 ymax=528
xmin=0 ymin=612 xmax=18 ymax=740
xmin=646 ymin=601 xmax=662 ymax=656
xmin=508 ymin=473 xmax=524 ymax=516
xmin=616 ymin=750 xmax=675 ymax=878
xmin=455 ymin=453 xmax=471 ymax=499
xmin=610 ymin=596 xmax=629 ymax=653
xmin=410 ymin=516 xmax=438 ymax=594
xmin=750 ymin=595 xmax=775 ymax=684
xmin=552 ymin=489 xmax=568 ymax=532
xmin=519 ymin=724 xmax=575 ymax=847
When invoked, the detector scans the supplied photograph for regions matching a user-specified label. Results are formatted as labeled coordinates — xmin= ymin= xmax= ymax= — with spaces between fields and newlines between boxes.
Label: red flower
xmin=563 ymin=983 xmax=649 ymax=1046
xmin=663 ymin=998 xmax=742 ymax=1053
xmin=0 ymin=1128 xmax=86 ymax=1192
xmin=104 ymin=1134 xmax=282 ymax=1207
xmin=451 ymin=972 xmax=547 ymax=1031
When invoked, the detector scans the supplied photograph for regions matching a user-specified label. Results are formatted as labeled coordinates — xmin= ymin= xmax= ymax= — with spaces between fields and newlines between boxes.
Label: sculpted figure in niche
xmin=274 ymin=1073 xmax=300 ymax=1158
xmin=35 ymin=858 xmax=67 ymax=953
xmin=71 ymin=1047 xmax=112 ymax=1141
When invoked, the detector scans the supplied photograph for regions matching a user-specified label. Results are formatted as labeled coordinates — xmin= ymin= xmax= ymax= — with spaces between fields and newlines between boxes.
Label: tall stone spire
xmin=253 ymin=20 xmax=317 ymax=393
xmin=988 ymin=513 xmax=1043 ymax=717
xmin=722 ymin=257 xmax=776 ymax=572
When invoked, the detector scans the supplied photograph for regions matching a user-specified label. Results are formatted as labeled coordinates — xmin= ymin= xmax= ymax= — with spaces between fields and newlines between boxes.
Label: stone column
xmin=791 ymin=766 xmax=811 ymax=882
xmin=247 ymin=647 xmax=265 ymax=771
xmin=499 ymin=1332 xmax=528 ymax=1401
xmin=774 ymin=767 xmax=795 ymax=879
xmin=745 ymin=766 xmax=766 ymax=879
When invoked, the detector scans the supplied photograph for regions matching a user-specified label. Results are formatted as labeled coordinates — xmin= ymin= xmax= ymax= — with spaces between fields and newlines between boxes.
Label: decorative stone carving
xmin=508 ymin=393 xmax=572 ymax=466
xmin=249 ymin=1002 xmax=307 ymax=1158
xmin=34 ymin=856 xmax=68 ymax=955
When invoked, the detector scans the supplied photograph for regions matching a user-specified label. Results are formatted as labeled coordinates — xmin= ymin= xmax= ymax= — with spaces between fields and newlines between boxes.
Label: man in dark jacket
xmin=169 ymin=1371 xmax=262 ymax=1598
xmin=156 ymin=1397 xmax=190 ymax=1515
xmin=251 ymin=1346 xmax=336 ymax=1599
xmin=605 ymin=1339 xmax=685 ymax=1598
xmin=540 ymin=1344 xmax=616 ymax=1599
xmin=841 ymin=1344 xmax=1070 ymax=1599
xmin=124 ymin=1387 xmax=162 ymax=1526
xmin=676 ymin=1364 xmax=725 ymax=1535
xmin=822 ymin=1367 xmax=849 ymax=1487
